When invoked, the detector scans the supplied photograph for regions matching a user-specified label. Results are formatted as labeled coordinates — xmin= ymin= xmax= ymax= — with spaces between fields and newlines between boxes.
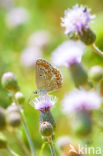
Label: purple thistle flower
xmin=6 ymin=7 xmax=29 ymax=28
xmin=61 ymin=4 xmax=95 ymax=36
xmin=28 ymin=30 xmax=50 ymax=49
xmin=51 ymin=40 xmax=85 ymax=67
xmin=31 ymin=94 xmax=56 ymax=111
xmin=21 ymin=46 xmax=42 ymax=68
xmin=62 ymin=89 xmax=101 ymax=114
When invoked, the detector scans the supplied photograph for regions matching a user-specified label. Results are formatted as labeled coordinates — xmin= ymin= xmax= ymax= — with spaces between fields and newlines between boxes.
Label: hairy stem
xmin=48 ymin=136 xmax=56 ymax=156
xmin=40 ymin=142 xmax=47 ymax=156
xmin=12 ymin=92 xmax=36 ymax=156
xmin=90 ymin=44 xmax=103 ymax=58
xmin=19 ymin=109 xmax=36 ymax=156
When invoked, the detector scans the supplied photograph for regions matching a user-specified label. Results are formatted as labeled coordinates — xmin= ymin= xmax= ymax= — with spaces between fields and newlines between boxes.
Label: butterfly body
xmin=35 ymin=59 xmax=63 ymax=95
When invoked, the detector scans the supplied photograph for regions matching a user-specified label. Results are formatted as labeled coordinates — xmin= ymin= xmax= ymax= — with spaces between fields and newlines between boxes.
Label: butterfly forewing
xmin=35 ymin=59 xmax=62 ymax=94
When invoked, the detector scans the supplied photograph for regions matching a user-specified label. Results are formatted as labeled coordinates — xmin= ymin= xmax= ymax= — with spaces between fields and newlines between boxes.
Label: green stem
xmin=13 ymin=130 xmax=30 ymax=156
xmin=7 ymin=146 xmax=19 ymax=156
xmin=90 ymin=44 xmax=103 ymax=58
xmin=48 ymin=136 xmax=56 ymax=156
xmin=40 ymin=142 xmax=47 ymax=156
xmin=11 ymin=92 xmax=36 ymax=156
xmin=19 ymin=109 xmax=36 ymax=156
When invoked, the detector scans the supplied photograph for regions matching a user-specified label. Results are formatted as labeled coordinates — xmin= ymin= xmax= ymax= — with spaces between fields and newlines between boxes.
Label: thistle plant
xmin=31 ymin=94 xmax=57 ymax=156
xmin=62 ymin=89 xmax=101 ymax=136
xmin=1 ymin=2 xmax=103 ymax=156
xmin=51 ymin=40 xmax=88 ymax=88
xmin=61 ymin=4 xmax=103 ymax=57
xmin=1 ymin=72 xmax=36 ymax=156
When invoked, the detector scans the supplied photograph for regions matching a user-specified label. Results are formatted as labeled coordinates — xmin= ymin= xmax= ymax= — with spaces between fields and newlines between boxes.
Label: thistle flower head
xmin=62 ymin=89 xmax=101 ymax=114
xmin=61 ymin=4 xmax=95 ymax=36
xmin=15 ymin=92 xmax=25 ymax=105
xmin=6 ymin=7 xmax=29 ymax=28
xmin=40 ymin=121 xmax=53 ymax=137
xmin=31 ymin=94 xmax=56 ymax=111
xmin=51 ymin=40 xmax=85 ymax=67
xmin=28 ymin=30 xmax=50 ymax=49
xmin=1 ymin=72 xmax=19 ymax=91
xmin=7 ymin=112 xmax=21 ymax=128
xmin=21 ymin=46 xmax=42 ymax=68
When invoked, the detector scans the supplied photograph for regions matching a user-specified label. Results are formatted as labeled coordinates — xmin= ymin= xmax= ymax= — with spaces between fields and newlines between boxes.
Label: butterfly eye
xmin=83 ymin=7 xmax=87 ymax=12
xmin=34 ymin=90 xmax=38 ymax=94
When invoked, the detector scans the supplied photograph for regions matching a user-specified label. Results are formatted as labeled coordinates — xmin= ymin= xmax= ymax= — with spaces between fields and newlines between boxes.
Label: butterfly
xmin=35 ymin=59 xmax=63 ymax=95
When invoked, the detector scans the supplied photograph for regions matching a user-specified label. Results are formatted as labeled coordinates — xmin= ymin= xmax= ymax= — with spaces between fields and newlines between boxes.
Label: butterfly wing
xmin=35 ymin=59 xmax=62 ymax=94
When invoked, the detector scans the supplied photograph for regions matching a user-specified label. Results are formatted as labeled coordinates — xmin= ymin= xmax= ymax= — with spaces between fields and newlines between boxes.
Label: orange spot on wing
xmin=47 ymin=70 xmax=51 ymax=73
xmin=53 ymin=71 xmax=57 ymax=74
xmin=44 ymin=64 xmax=49 ymax=68
xmin=57 ymin=81 xmax=61 ymax=87
xmin=37 ymin=62 xmax=49 ymax=68
xmin=57 ymin=77 xmax=60 ymax=80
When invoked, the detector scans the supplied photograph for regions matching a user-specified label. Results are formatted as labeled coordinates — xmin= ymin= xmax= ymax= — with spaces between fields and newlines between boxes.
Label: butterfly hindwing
xmin=35 ymin=59 xmax=62 ymax=94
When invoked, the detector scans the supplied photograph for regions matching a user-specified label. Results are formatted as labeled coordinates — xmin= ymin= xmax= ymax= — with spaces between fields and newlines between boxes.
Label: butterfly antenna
xmin=27 ymin=92 xmax=34 ymax=105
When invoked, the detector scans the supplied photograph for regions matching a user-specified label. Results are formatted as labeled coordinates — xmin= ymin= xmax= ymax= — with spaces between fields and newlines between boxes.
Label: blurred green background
xmin=0 ymin=0 xmax=103 ymax=155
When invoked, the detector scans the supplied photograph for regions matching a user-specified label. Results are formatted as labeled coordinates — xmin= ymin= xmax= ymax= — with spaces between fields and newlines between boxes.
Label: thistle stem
xmin=12 ymin=92 xmax=36 ymax=156
xmin=19 ymin=109 xmax=36 ymax=156
xmin=90 ymin=44 xmax=103 ymax=58
xmin=48 ymin=136 xmax=56 ymax=156
xmin=7 ymin=146 xmax=19 ymax=156
xmin=13 ymin=130 xmax=30 ymax=156
xmin=40 ymin=142 xmax=47 ymax=156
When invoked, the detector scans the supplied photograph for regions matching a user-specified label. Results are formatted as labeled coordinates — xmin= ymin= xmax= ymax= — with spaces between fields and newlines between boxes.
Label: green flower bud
xmin=40 ymin=122 xmax=53 ymax=137
xmin=89 ymin=66 xmax=103 ymax=82
xmin=79 ymin=28 xmax=96 ymax=45
xmin=0 ymin=133 xmax=7 ymax=149
xmin=0 ymin=107 xmax=6 ymax=130
xmin=40 ymin=110 xmax=56 ymax=130
xmin=7 ymin=112 xmax=21 ymax=128
xmin=1 ymin=72 xmax=19 ymax=91
xmin=6 ymin=103 xmax=19 ymax=114
xmin=8 ymin=92 xmax=13 ymax=100
xmin=15 ymin=92 xmax=25 ymax=105
xmin=69 ymin=63 xmax=88 ymax=88
xmin=73 ymin=111 xmax=92 ymax=136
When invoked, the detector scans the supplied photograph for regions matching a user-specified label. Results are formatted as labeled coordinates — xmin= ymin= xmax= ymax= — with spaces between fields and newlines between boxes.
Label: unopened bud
xmin=6 ymin=103 xmax=19 ymax=114
xmin=1 ymin=72 xmax=19 ymax=91
xmin=73 ymin=111 xmax=92 ymax=136
xmin=0 ymin=107 xmax=6 ymax=130
xmin=40 ymin=122 xmax=53 ymax=137
xmin=0 ymin=133 xmax=7 ymax=149
xmin=15 ymin=92 xmax=25 ymax=105
xmin=89 ymin=66 xmax=103 ymax=82
xmin=40 ymin=110 xmax=56 ymax=130
xmin=79 ymin=28 xmax=96 ymax=45
xmin=69 ymin=63 xmax=88 ymax=88
xmin=7 ymin=112 xmax=21 ymax=128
